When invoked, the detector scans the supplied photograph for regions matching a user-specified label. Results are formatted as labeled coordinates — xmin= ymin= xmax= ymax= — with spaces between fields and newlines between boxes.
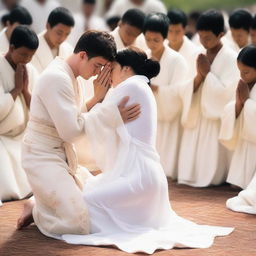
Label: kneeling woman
xmin=63 ymin=47 xmax=233 ymax=253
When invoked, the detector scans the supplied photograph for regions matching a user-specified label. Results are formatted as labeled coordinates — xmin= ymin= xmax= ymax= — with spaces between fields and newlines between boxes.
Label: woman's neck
xmin=207 ymin=41 xmax=223 ymax=55
xmin=248 ymin=81 xmax=256 ymax=90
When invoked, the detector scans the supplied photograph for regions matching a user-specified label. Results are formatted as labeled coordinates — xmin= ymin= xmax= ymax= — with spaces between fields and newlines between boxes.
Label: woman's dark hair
xmin=196 ymin=9 xmax=224 ymax=36
xmin=10 ymin=25 xmax=39 ymax=50
xmin=237 ymin=45 xmax=256 ymax=68
xmin=116 ymin=46 xmax=160 ymax=80
xmin=74 ymin=30 xmax=116 ymax=61
xmin=143 ymin=13 xmax=169 ymax=39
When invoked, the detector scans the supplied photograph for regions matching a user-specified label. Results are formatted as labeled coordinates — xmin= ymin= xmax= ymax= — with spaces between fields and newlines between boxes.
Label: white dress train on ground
xmin=63 ymin=75 xmax=233 ymax=254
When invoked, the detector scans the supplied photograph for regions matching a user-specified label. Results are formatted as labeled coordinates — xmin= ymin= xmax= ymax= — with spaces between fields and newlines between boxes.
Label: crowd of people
xmin=0 ymin=0 xmax=256 ymax=253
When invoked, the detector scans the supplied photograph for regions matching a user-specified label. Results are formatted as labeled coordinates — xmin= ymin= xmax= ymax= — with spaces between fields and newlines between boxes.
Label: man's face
xmin=10 ymin=46 xmax=36 ymax=65
xmin=231 ymin=28 xmax=249 ymax=49
xmin=78 ymin=52 xmax=108 ymax=80
xmin=144 ymin=31 xmax=164 ymax=52
xmin=119 ymin=23 xmax=142 ymax=47
xmin=198 ymin=30 xmax=222 ymax=50
xmin=46 ymin=23 xmax=72 ymax=48
xmin=167 ymin=24 xmax=185 ymax=45
xmin=237 ymin=61 xmax=256 ymax=84
xmin=250 ymin=29 xmax=256 ymax=45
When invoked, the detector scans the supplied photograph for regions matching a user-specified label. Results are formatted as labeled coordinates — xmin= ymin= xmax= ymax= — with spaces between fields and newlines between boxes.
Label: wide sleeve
xmin=154 ymin=55 xmax=188 ymax=122
xmin=0 ymin=82 xmax=14 ymax=122
xmin=201 ymin=62 xmax=239 ymax=120
xmin=83 ymin=102 xmax=128 ymax=173
xmin=242 ymin=99 xmax=256 ymax=143
xmin=219 ymin=101 xmax=240 ymax=150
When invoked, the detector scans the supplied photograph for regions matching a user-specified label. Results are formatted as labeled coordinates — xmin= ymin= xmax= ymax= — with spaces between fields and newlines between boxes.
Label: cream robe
xmin=148 ymin=46 xmax=188 ymax=178
xmin=0 ymin=55 xmax=37 ymax=203
xmin=22 ymin=57 xmax=121 ymax=238
xmin=110 ymin=27 xmax=148 ymax=51
xmin=62 ymin=75 xmax=233 ymax=254
xmin=31 ymin=32 xmax=73 ymax=73
xmin=178 ymin=45 xmax=240 ymax=187
xmin=220 ymin=83 xmax=256 ymax=189
xmin=0 ymin=28 xmax=9 ymax=53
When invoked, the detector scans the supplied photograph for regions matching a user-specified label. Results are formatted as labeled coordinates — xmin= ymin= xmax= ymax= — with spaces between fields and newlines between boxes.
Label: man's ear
xmin=79 ymin=51 xmax=88 ymax=60
xmin=118 ymin=20 xmax=122 ymax=28
xmin=218 ymin=32 xmax=225 ymax=39
xmin=9 ymin=44 xmax=15 ymax=53
xmin=46 ymin=23 xmax=51 ymax=31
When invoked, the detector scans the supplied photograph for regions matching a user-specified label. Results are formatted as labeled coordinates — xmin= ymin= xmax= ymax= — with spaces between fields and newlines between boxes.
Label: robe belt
xmin=28 ymin=116 xmax=83 ymax=190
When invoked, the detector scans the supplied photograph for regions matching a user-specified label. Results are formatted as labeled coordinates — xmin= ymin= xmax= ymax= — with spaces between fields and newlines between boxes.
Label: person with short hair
xmin=167 ymin=8 xmax=200 ymax=78
xmin=178 ymin=10 xmax=240 ymax=187
xmin=226 ymin=9 xmax=253 ymax=53
xmin=17 ymin=31 xmax=141 ymax=238
xmin=143 ymin=12 xmax=188 ymax=178
xmin=0 ymin=6 xmax=32 ymax=52
xmin=220 ymin=45 xmax=256 ymax=214
xmin=0 ymin=25 xmax=38 ymax=205
xmin=110 ymin=8 xmax=147 ymax=51
xmin=31 ymin=7 xmax=74 ymax=73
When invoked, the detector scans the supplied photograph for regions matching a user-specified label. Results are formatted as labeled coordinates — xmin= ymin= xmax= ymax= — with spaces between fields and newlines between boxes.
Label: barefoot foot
xmin=17 ymin=200 xmax=34 ymax=230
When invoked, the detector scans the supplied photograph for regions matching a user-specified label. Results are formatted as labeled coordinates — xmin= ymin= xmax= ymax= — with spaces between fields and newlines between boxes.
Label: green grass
xmin=162 ymin=0 xmax=256 ymax=13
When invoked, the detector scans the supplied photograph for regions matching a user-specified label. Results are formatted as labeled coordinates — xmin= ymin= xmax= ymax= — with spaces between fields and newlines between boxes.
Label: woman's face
xmin=237 ymin=61 xmax=256 ymax=84
xmin=111 ymin=62 xmax=123 ymax=87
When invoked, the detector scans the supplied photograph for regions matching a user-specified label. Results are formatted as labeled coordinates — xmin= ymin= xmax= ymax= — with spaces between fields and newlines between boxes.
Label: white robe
xmin=31 ymin=31 xmax=73 ymax=73
xmin=106 ymin=0 xmax=167 ymax=18
xmin=148 ymin=46 xmax=188 ymax=178
xmin=178 ymin=45 xmax=240 ymax=187
xmin=22 ymin=57 xmax=95 ymax=238
xmin=62 ymin=75 xmax=233 ymax=254
xmin=20 ymin=0 xmax=60 ymax=34
xmin=220 ymin=83 xmax=256 ymax=189
xmin=0 ymin=55 xmax=37 ymax=203
xmin=110 ymin=27 xmax=148 ymax=51
xmin=68 ymin=13 xmax=109 ymax=47
xmin=0 ymin=28 xmax=9 ymax=53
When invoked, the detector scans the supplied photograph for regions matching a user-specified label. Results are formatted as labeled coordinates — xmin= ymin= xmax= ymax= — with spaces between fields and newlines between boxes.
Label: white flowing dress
xmin=63 ymin=75 xmax=233 ymax=254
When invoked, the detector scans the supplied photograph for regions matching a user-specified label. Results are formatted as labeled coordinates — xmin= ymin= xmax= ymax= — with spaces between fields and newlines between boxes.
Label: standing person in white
xmin=17 ymin=31 xmax=141 ymax=237
xmin=220 ymin=46 xmax=256 ymax=214
xmin=178 ymin=10 xmax=240 ymax=187
xmin=0 ymin=26 xmax=38 ymax=205
xmin=0 ymin=6 xmax=32 ymax=53
xmin=167 ymin=9 xmax=200 ymax=78
xmin=110 ymin=8 xmax=147 ymax=51
xmin=143 ymin=13 xmax=188 ymax=178
xmin=31 ymin=7 xmax=74 ymax=73
xmin=224 ymin=9 xmax=253 ymax=54
xmin=106 ymin=0 xmax=167 ymax=18
xmin=20 ymin=0 xmax=60 ymax=34
xmin=68 ymin=0 xmax=109 ymax=47
xmin=61 ymin=47 xmax=233 ymax=254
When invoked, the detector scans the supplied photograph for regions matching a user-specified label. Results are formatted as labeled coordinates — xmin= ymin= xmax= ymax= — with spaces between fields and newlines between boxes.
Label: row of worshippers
xmin=0 ymin=4 xmax=256 ymax=212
